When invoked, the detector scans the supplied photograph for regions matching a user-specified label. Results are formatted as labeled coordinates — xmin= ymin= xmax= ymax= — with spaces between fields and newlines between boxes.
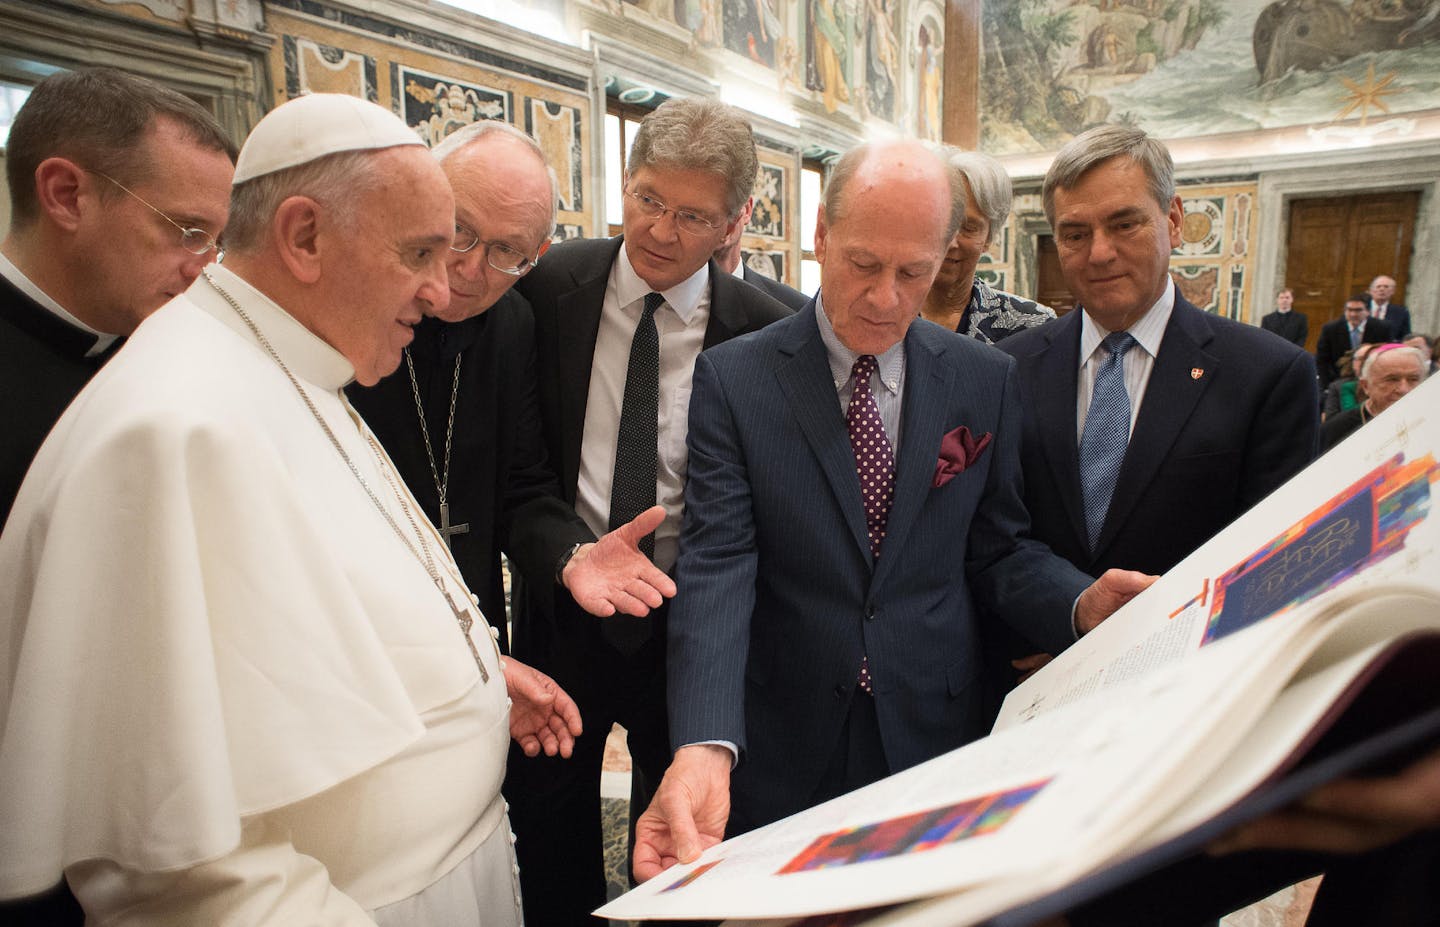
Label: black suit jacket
xmin=1315 ymin=316 xmax=1393 ymax=388
xmin=741 ymin=265 xmax=808 ymax=312
xmin=1000 ymin=296 xmax=1319 ymax=580
xmin=0 ymin=274 xmax=116 ymax=531
xmin=346 ymin=291 xmax=585 ymax=649
xmin=1365 ymin=298 xmax=1411 ymax=340
xmin=1260 ymin=309 xmax=1307 ymax=348
xmin=511 ymin=235 xmax=792 ymax=660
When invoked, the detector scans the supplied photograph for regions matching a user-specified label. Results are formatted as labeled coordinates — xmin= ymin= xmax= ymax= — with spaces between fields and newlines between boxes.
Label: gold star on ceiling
xmin=1334 ymin=62 xmax=1405 ymax=127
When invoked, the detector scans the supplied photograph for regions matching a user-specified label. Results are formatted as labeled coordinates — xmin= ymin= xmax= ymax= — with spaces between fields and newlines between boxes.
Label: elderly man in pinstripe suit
xmin=632 ymin=139 xmax=1151 ymax=878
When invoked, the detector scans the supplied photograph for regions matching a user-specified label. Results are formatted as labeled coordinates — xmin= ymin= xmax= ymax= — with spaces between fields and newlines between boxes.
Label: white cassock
xmin=0 ymin=264 xmax=521 ymax=926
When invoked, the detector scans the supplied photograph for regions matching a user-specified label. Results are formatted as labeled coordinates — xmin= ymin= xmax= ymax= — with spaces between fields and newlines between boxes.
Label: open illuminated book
xmin=598 ymin=376 xmax=1440 ymax=926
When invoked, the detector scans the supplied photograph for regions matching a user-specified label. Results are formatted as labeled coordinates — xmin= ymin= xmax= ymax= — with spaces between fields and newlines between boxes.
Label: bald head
xmin=814 ymin=140 xmax=956 ymax=355
xmin=823 ymin=140 xmax=962 ymax=252
xmin=435 ymin=126 xmax=556 ymax=322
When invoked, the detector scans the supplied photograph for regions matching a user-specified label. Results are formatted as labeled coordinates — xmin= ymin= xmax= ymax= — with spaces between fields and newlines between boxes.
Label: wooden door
xmin=1035 ymin=235 xmax=1075 ymax=317
xmin=1284 ymin=192 xmax=1419 ymax=351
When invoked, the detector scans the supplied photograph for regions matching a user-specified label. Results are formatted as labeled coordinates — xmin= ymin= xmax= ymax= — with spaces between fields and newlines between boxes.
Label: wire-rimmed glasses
xmin=451 ymin=224 xmax=541 ymax=276
xmin=89 ymin=170 xmax=222 ymax=258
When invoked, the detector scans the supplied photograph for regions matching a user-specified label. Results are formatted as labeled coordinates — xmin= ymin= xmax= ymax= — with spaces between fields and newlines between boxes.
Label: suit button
xmin=865 ymin=604 xmax=877 ymax=621
xmin=834 ymin=684 xmax=847 ymax=698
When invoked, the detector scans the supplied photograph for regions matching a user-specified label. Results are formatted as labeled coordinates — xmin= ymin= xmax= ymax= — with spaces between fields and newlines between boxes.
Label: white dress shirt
xmin=1076 ymin=279 xmax=1175 ymax=445
xmin=575 ymin=245 xmax=711 ymax=572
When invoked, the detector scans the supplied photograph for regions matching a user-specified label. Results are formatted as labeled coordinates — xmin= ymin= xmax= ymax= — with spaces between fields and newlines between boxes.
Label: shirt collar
xmin=1079 ymin=277 xmax=1174 ymax=368
xmin=614 ymin=241 xmax=710 ymax=324
xmin=193 ymin=263 xmax=356 ymax=390
xmin=0 ymin=248 xmax=120 ymax=356
xmin=815 ymin=292 xmax=904 ymax=395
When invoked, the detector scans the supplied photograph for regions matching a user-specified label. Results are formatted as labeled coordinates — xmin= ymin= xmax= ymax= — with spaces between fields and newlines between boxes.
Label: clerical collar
xmin=613 ymin=240 xmax=709 ymax=323
xmin=193 ymin=264 xmax=354 ymax=390
xmin=1079 ymin=277 xmax=1174 ymax=370
xmin=815 ymin=292 xmax=904 ymax=396
xmin=0 ymin=248 xmax=119 ymax=356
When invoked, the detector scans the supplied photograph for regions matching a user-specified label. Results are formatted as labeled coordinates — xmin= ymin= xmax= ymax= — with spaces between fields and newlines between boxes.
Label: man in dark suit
xmin=713 ymin=195 xmax=809 ymax=311
xmin=631 ymin=140 xmax=1149 ymax=878
xmin=507 ymin=97 xmax=792 ymax=925
xmin=1315 ymin=296 xmax=1393 ymax=390
xmin=0 ymin=67 xmax=234 ymax=924
xmin=348 ymin=121 xmax=671 ymax=651
xmin=1 ymin=68 xmax=234 ymax=533
xmin=1260 ymin=286 xmax=1307 ymax=347
xmin=1366 ymin=274 xmax=1411 ymax=340
xmin=1000 ymin=125 xmax=1319 ymax=583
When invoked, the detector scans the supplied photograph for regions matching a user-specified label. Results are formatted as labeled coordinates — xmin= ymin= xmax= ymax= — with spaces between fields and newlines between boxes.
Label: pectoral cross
xmin=438 ymin=502 xmax=470 ymax=549
xmin=445 ymin=588 xmax=490 ymax=683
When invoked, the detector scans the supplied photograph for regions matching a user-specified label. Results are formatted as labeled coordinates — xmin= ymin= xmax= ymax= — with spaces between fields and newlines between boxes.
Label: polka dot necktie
xmin=847 ymin=354 xmax=893 ymax=694
xmin=1079 ymin=332 xmax=1137 ymax=553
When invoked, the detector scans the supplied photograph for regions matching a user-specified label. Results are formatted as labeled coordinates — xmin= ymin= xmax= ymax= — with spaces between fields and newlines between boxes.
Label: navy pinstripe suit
xmin=667 ymin=302 xmax=1094 ymax=833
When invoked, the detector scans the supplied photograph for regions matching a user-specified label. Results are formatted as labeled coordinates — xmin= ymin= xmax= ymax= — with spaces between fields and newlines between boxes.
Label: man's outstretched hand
xmin=633 ymin=744 xmax=732 ymax=882
xmin=562 ymin=505 xmax=677 ymax=617
xmin=503 ymin=657 xmax=582 ymax=758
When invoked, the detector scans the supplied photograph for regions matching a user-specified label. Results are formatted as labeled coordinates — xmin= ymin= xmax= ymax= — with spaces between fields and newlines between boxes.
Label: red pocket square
xmin=933 ymin=426 xmax=993 ymax=488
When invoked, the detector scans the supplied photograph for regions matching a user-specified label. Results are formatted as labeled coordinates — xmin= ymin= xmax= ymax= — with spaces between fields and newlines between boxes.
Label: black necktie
xmin=603 ymin=292 xmax=663 ymax=654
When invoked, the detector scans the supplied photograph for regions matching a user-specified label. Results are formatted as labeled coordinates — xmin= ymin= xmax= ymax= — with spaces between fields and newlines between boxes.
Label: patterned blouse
xmin=957 ymin=279 xmax=1057 ymax=345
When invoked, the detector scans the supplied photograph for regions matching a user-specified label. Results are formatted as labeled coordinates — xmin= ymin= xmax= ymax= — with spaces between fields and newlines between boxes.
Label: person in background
xmin=1315 ymin=296 xmax=1392 ymax=390
xmin=1321 ymin=341 xmax=1377 ymax=420
xmin=1403 ymin=332 xmax=1437 ymax=375
xmin=1260 ymin=286 xmax=1307 ymax=348
xmin=1365 ymin=274 xmax=1410 ymax=340
xmin=711 ymin=195 xmax=808 ymax=311
xmin=920 ymin=147 xmax=1055 ymax=344
xmin=1320 ymin=344 xmax=1428 ymax=451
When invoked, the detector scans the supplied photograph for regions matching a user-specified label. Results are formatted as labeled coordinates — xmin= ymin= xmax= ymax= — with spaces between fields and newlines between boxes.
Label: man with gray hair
xmin=0 ymin=93 xmax=578 ymax=925
xmin=633 ymin=138 xmax=1147 ymax=881
xmin=349 ymin=120 xmax=674 ymax=650
xmin=1000 ymin=124 xmax=1318 ymax=583
xmin=510 ymin=95 xmax=792 ymax=925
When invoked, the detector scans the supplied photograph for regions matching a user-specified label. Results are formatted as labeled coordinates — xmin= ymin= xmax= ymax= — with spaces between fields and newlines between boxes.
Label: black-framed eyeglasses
xmin=624 ymin=189 xmax=722 ymax=236
xmin=451 ymin=224 xmax=540 ymax=276
xmin=89 ymin=170 xmax=222 ymax=258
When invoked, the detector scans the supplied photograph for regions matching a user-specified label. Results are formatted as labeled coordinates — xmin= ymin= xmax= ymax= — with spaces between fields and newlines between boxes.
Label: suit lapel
xmin=1032 ymin=311 xmax=1089 ymax=554
xmin=871 ymin=325 xmax=952 ymax=590
xmin=1098 ymin=299 xmax=1216 ymax=555
xmin=704 ymin=259 xmax=746 ymax=349
xmin=553 ymin=238 xmax=620 ymax=494
xmin=775 ymin=306 xmax=872 ymax=563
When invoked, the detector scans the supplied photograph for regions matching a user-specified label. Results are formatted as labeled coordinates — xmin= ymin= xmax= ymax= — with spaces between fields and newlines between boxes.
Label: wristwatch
xmin=555 ymin=541 xmax=584 ymax=585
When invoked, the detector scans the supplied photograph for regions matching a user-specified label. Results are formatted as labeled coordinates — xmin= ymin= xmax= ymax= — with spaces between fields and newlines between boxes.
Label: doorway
xmin=1283 ymin=191 xmax=1419 ymax=352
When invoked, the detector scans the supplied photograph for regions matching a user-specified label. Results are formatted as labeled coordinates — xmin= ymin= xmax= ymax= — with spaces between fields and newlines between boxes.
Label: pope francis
xmin=0 ymin=94 xmax=579 ymax=925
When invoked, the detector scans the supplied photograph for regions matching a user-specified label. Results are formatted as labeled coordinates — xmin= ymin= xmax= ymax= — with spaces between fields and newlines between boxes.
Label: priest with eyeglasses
xmin=347 ymin=120 xmax=675 ymax=658
xmin=0 ymin=93 xmax=579 ymax=926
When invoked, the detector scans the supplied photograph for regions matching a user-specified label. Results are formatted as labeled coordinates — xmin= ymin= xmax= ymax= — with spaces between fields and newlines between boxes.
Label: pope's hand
xmin=633 ymin=744 xmax=732 ymax=882
xmin=561 ymin=505 xmax=677 ymax=617
xmin=503 ymin=657 xmax=582 ymax=758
